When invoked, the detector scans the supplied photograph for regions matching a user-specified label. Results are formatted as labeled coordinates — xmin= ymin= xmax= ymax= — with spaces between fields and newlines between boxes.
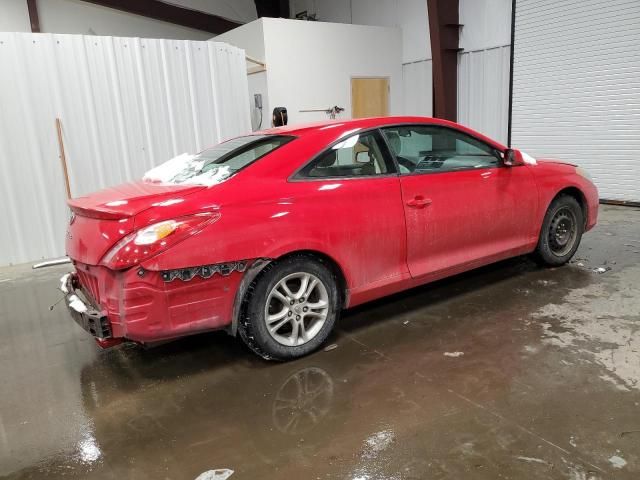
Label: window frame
xmin=195 ymin=134 xmax=297 ymax=178
xmin=379 ymin=124 xmax=507 ymax=176
xmin=290 ymin=128 xmax=399 ymax=182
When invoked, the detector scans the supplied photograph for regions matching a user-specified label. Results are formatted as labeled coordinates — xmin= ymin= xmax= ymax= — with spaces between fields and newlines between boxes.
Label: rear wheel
xmin=535 ymin=195 xmax=584 ymax=266
xmin=238 ymin=256 xmax=339 ymax=360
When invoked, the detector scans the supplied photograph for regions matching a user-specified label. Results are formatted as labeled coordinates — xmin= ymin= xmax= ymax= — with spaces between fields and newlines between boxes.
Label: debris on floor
xmin=443 ymin=351 xmax=464 ymax=358
xmin=608 ymin=455 xmax=627 ymax=469
xmin=324 ymin=343 xmax=338 ymax=352
xmin=593 ymin=266 xmax=611 ymax=274
xmin=194 ymin=469 xmax=234 ymax=480
xmin=515 ymin=456 xmax=550 ymax=465
xmin=403 ymin=320 xmax=410 ymax=325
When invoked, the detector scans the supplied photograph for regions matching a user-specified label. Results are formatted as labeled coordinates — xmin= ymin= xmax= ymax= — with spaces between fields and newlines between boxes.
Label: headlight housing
xmin=101 ymin=212 xmax=220 ymax=270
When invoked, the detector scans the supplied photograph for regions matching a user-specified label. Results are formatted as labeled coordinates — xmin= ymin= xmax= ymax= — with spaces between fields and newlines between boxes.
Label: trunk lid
xmin=68 ymin=181 xmax=205 ymax=219
xmin=66 ymin=181 xmax=205 ymax=265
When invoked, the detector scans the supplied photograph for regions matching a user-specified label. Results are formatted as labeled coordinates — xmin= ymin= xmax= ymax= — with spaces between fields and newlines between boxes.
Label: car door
xmin=381 ymin=124 xmax=537 ymax=279
xmin=290 ymin=129 xmax=407 ymax=297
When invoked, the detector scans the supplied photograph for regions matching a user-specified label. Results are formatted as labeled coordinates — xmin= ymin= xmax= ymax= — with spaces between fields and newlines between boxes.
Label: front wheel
xmin=238 ymin=256 xmax=339 ymax=361
xmin=534 ymin=194 xmax=584 ymax=266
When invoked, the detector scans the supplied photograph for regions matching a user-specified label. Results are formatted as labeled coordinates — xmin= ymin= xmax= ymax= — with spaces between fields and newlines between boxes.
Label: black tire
xmin=534 ymin=194 xmax=584 ymax=266
xmin=238 ymin=256 xmax=339 ymax=361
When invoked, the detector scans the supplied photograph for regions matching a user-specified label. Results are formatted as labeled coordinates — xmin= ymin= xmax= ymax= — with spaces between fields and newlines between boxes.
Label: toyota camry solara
xmin=62 ymin=116 xmax=598 ymax=360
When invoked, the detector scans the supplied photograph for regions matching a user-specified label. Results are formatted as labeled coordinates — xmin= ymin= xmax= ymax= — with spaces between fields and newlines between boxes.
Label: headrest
xmin=317 ymin=151 xmax=337 ymax=168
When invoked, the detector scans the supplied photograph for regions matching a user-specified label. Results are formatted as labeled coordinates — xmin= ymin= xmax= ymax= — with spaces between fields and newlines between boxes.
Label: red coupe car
xmin=62 ymin=116 xmax=598 ymax=360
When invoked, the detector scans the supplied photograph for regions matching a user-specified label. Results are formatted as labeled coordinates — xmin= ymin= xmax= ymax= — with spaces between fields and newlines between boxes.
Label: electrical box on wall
xmin=254 ymin=94 xmax=262 ymax=109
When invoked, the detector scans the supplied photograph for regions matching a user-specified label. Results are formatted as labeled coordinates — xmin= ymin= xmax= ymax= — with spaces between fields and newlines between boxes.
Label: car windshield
xmin=143 ymin=134 xmax=293 ymax=186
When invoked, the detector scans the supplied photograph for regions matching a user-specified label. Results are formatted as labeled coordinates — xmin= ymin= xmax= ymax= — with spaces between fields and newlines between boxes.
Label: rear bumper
xmin=60 ymin=273 xmax=122 ymax=348
xmin=62 ymin=273 xmax=109 ymax=337
xmin=61 ymin=262 xmax=246 ymax=345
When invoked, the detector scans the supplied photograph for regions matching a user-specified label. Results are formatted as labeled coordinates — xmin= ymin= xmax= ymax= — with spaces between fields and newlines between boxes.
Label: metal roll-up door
xmin=511 ymin=0 xmax=640 ymax=202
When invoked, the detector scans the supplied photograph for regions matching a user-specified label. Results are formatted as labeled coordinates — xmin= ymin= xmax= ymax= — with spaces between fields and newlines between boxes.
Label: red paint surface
xmin=64 ymin=116 xmax=599 ymax=344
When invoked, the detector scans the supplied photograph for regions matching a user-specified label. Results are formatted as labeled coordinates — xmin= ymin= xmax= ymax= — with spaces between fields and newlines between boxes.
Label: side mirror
xmin=355 ymin=151 xmax=370 ymax=163
xmin=503 ymin=148 xmax=524 ymax=167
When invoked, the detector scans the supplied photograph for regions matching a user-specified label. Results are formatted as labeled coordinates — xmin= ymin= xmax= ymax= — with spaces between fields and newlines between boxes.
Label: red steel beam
xmin=79 ymin=0 xmax=243 ymax=35
xmin=26 ymin=0 xmax=40 ymax=32
xmin=427 ymin=0 xmax=460 ymax=121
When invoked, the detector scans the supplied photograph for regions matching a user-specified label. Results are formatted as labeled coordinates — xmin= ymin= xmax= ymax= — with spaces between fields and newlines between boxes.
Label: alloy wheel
xmin=264 ymin=272 xmax=330 ymax=347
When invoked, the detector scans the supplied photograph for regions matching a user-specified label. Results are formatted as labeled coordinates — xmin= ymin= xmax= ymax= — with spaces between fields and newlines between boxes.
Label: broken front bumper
xmin=60 ymin=273 xmax=121 ymax=348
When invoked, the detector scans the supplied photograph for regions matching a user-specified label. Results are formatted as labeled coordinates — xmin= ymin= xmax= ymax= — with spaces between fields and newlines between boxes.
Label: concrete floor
xmin=1 ymin=205 xmax=639 ymax=479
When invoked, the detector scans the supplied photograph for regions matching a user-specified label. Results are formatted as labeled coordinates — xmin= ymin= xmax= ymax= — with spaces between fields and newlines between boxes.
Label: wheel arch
xmin=551 ymin=186 xmax=588 ymax=228
xmin=273 ymin=250 xmax=348 ymax=308
xmin=229 ymin=249 xmax=349 ymax=337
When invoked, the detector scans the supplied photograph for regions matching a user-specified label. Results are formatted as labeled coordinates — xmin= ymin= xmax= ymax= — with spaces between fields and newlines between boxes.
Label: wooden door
xmin=351 ymin=77 xmax=389 ymax=118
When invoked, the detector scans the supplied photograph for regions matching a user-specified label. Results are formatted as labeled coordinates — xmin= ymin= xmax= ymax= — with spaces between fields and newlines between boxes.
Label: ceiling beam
xmin=26 ymin=0 xmax=40 ymax=33
xmin=254 ymin=0 xmax=290 ymax=19
xmin=78 ymin=0 xmax=243 ymax=35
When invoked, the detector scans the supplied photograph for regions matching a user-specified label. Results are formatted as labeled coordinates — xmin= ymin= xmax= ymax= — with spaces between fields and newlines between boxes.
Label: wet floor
xmin=1 ymin=205 xmax=639 ymax=479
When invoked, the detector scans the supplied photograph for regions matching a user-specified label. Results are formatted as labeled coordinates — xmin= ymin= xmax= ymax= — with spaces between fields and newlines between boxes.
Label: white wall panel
xmin=0 ymin=32 xmax=250 ymax=266
xmin=458 ymin=46 xmax=510 ymax=144
xmin=261 ymin=18 xmax=403 ymax=125
xmin=290 ymin=0 xmax=431 ymax=63
xmin=290 ymin=0 xmax=353 ymax=23
xmin=352 ymin=0 xmax=430 ymax=64
xmin=0 ymin=0 xmax=31 ymax=32
xmin=460 ymin=0 xmax=512 ymax=51
xmin=512 ymin=0 xmax=640 ymax=202
xmin=403 ymin=60 xmax=433 ymax=116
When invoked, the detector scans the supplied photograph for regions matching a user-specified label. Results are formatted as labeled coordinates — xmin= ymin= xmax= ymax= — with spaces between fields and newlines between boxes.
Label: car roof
xmin=257 ymin=116 xmax=506 ymax=150
xmin=258 ymin=116 xmax=448 ymax=136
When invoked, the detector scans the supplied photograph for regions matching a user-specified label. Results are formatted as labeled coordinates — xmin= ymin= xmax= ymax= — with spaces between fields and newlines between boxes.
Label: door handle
xmin=406 ymin=195 xmax=432 ymax=208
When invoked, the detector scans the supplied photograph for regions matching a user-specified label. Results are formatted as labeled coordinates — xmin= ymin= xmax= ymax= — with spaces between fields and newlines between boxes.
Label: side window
xmin=299 ymin=131 xmax=395 ymax=178
xmin=382 ymin=126 xmax=501 ymax=174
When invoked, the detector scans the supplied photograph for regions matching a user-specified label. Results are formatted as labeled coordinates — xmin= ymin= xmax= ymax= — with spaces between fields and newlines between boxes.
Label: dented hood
xmin=68 ymin=181 xmax=206 ymax=219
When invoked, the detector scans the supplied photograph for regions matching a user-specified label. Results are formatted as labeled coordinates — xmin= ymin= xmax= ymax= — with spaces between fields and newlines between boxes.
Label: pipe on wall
xmin=507 ymin=0 xmax=516 ymax=147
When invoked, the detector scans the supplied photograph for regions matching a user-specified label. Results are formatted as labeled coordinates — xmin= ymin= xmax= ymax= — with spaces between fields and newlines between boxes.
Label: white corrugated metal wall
xmin=457 ymin=0 xmax=512 ymax=144
xmin=0 ymin=33 xmax=251 ymax=266
xmin=403 ymin=60 xmax=433 ymax=117
xmin=458 ymin=46 xmax=510 ymax=144
xmin=512 ymin=0 xmax=640 ymax=202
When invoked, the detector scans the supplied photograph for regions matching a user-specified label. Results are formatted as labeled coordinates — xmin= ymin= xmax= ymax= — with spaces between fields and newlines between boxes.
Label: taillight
xmin=101 ymin=212 xmax=220 ymax=270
